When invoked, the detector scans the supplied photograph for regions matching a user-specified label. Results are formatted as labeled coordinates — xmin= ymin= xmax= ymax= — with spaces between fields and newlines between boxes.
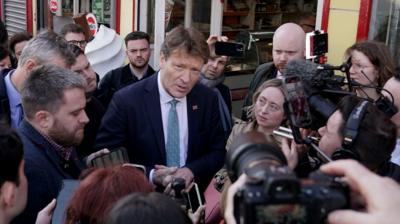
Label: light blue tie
xmin=166 ymin=99 xmax=180 ymax=167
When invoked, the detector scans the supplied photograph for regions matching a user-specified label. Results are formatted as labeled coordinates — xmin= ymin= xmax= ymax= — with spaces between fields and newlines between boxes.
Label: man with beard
xmin=70 ymin=45 xmax=105 ymax=158
xmin=200 ymin=35 xmax=232 ymax=141
xmin=99 ymin=31 xmax=155 ymax=107
xmin=12 ymin=65 xmax=89 ymax=223
xmin=241 ymin=23 xmax=305 ymax=120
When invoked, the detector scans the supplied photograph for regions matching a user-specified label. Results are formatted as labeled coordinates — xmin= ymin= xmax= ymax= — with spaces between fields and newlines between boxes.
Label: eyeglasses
xmin=68 ymin=40 xmax=87 ymax=47
xmin=256 ymin=98 xmax=282 ymax=113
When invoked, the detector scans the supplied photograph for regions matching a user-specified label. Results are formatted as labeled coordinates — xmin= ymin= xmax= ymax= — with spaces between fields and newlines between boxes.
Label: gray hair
xmin=18 ymin=30 xmax=76 ymax=67
xmin=21 ymin=65 xmax=86 ymax=119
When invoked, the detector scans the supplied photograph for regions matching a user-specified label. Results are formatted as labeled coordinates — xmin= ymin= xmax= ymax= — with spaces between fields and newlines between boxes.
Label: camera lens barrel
xmin=226 ymin=141 xmax=287 ymax=182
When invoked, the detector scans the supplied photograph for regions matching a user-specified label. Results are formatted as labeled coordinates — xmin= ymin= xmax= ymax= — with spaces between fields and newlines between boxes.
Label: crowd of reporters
xmin=1 ymin=17 xmax=400 ymax=224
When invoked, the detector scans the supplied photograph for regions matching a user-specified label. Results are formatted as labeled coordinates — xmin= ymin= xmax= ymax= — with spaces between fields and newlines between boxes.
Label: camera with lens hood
xmin=226 ymin=132 xmax=349 ymax=224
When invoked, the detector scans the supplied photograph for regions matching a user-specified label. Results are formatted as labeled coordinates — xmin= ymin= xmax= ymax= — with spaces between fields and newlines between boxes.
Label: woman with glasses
xmin=204 ymin=79 xmax=300 ymax=223
xmin=345 ymin=41 xmax=395 ymax=101
xmin=226 ymin=79 xmax=286 ymax=149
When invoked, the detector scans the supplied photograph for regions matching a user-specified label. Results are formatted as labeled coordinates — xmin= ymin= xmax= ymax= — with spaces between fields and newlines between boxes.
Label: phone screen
xmin=91 ymin=147 xmax=129 ymax=168
xmin=311 ymin=33 xmax=328 ymax=56
xmin=184 ymin=183 xmax=204 ymax=212
xmin=283 ymin=76 xmax=312 ymax=128
xmin=215 ymin=41 xmax=245 ymax=57
xmin=306 ymin=31 xmax=328 ymax=59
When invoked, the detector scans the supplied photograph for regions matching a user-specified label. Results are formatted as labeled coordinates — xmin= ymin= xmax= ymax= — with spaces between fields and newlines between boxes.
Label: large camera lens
xmin=226 ymin=131 xmax=287 ymax=182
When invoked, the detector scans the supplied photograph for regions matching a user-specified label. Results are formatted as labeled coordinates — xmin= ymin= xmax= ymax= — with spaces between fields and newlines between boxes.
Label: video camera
xmin=226 ymin=132 xmax=349 ymax=224
xmin=282 ymin=59 xmax=398 ymax=131
xmin=282 ymin=60 xmax=353 ymax=131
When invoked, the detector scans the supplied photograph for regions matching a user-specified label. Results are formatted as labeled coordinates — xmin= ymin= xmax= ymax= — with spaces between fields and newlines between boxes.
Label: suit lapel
xmin=0 ymin=70 xmax=11 ymax=122
xmin=186 ymin=86 xmax=200 ymax=162
xmin=143 ymin=74 xmax=166 ymax=162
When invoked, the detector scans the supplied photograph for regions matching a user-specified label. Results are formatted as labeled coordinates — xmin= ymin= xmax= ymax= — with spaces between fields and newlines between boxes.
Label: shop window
xmin=91 ymin=0 xmax=112 ymax=27
xmin=147 ymin=0 xmax=155 ymax=43
xmin=369 ymin=0 xmax=400 ymax=66
xmin=147 ymin=0 xmax=212 ymax=42
xmin=166 ymin=0 xmax=211 ymax=37
xmin=222 ymin=0 xmax=317 ymax=70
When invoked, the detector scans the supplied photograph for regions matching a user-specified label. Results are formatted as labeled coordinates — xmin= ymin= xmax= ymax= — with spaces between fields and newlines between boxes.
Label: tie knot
xmin=169 ymin=99 xmax=179 ymax=108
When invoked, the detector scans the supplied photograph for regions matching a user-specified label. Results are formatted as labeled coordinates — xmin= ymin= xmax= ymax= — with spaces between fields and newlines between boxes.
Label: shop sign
xmin=49 ymin=0 xmax=58 ymax=14
xmin=86 ymin=13 xmax=98 ymax=36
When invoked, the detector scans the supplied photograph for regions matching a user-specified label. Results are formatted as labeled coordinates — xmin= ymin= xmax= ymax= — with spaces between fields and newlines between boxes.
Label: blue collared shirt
xmin=4 ymin=70 xmax=23 ymax=129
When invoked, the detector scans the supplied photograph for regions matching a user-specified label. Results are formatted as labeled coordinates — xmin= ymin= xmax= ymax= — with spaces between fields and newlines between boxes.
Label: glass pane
xmin=166 ymin=0 xmax=211 ymax=37
xmin=147 ymin=0 xmax=155 ymax=43
xmin=192 ymin=0 xmax=211 ymax=37
xmin=91 ymin=0 xmax=112 ymax=27
xmin=221 ymin=0 xmax=317 ymax=70
xmin=369 ymin=0 xmax=400 ymax=66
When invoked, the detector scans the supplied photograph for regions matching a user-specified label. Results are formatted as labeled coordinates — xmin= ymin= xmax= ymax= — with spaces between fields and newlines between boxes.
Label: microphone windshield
xmin=284 ymin=60 xmax=336 ymax=82
xmin=283 ymin=60 xmax=318 ymax=80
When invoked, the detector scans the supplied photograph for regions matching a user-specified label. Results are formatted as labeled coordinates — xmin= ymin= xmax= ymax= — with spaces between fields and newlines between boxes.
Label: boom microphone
xmin=283 ymin=60 xmax=347 ymax=87
xmin=284 ymin=60 xmax=329 ymax=80
xmin=283 ymin=60 xmax=350 ymax=125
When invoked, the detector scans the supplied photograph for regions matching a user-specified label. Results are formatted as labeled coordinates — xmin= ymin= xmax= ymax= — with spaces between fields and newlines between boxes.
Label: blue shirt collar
xmin=4 ymin=70 xmax=21 ymax=107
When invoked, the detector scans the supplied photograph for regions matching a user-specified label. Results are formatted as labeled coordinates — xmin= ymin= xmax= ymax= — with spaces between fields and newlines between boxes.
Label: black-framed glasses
xmin=68 ymin=40 xmax=87 ymax=47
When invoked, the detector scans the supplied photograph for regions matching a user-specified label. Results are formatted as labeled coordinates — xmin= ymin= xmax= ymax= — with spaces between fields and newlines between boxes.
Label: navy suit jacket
xmin=96 ymin=73 xmax=226 ymax=190
xmin=12 ymin=121 xmax=85 ymax=224
xmin=0 ymin=68 xmax=13 ymax=125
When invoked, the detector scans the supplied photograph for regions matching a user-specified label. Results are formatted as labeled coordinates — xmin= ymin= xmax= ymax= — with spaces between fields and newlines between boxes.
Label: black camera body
xmin=234 ymin=166 xmax=349 ymax=224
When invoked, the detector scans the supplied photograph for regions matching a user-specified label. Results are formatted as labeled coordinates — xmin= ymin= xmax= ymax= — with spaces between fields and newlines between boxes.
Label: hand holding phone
xmin=207 ymin=35 xmax=229 ymax=58
xmin=184 ymin=182 xmax=205 ymax=224
xmin=215 ymin=41 xmax=245 ymax=57
xmin=90 ymin=147 xmax=129 ymax=168
xmin=183 ymin=182 xmax=205 ymax=212
xmin=36 ymin=198 xmax=57 ymax=224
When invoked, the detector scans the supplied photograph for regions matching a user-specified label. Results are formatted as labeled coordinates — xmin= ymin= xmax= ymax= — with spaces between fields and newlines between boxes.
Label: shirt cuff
xmin=149 ymin=168 xmax=155 ymax=184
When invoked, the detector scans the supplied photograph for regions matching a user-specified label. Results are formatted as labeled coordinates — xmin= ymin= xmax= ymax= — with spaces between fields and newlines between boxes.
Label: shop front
xmin=1 ymin=0 xmax=396 ymax=117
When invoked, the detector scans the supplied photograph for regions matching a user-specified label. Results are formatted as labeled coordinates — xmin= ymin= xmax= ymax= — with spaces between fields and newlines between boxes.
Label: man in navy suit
xmin=96 ymin=26 xmax=226 ymax=191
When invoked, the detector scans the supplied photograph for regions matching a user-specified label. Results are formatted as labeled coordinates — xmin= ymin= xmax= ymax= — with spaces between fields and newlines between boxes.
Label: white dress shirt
xmin=157 ymin=72 xmax=189 ymax=167
xmin=150 ymin=73 xmax=190 ymax=183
